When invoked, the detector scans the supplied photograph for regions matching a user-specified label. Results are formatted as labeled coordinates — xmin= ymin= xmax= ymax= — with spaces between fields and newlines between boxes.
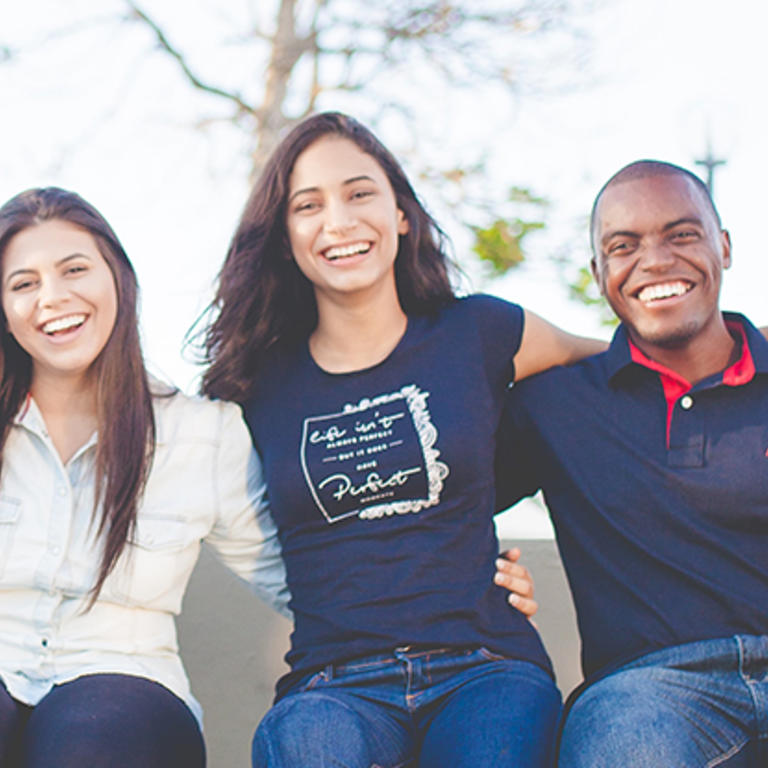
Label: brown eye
xmin=607 ymin=241 xmax=630 ymax=255
xmin=294 ymin=200 xmax=319 ymax=213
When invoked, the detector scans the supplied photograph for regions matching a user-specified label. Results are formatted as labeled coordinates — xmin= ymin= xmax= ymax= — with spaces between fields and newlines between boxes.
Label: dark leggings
xmin=0 ymin=674 xmax=205 ymax=767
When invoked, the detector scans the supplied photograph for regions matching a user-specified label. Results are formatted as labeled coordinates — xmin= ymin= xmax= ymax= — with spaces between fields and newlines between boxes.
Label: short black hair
xmin=589 ymin=160 xmax=721 ymax=255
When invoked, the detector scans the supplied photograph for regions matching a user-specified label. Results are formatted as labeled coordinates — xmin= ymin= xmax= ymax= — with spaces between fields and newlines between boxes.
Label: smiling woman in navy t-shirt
xmin=200 ymin=112 xmax=601 ymax=768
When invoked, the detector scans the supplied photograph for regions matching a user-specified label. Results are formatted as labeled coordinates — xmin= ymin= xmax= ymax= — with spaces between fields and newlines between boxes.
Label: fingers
xmin=505 ymin=591 xmax=539 ymax=618
xmin=500 ymin=546 xmax=521 ymax=563
xmin=495 ymin=556 xmax=534 ymax=595
xmin=495 ymin=554 xmax=537 ymax=618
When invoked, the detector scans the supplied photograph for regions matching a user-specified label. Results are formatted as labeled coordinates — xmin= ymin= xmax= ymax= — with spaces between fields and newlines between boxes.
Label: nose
xmin=323 ymin=199 xmax=357 ymax=234
xmin=37 ymin=276 xmax=70 ymax=308
xmin=637 ymin=241 xmax=676 ymax=272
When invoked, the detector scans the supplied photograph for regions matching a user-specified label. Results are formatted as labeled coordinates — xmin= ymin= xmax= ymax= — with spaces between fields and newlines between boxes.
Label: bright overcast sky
xmin=1 ymin=0 xmax=765 ymax=534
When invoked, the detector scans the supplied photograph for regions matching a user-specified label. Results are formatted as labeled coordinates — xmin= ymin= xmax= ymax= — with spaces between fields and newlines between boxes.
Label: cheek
xmin=1 ymin=298 xmax=25 ymax=337
xmin=599 ymin=259 xmax=634 ymax=297
xmin=287 ymin=217 xmax=314 ymax=253
xmin=592 ymin=262 xmax=613 ymax=298
xmin=95 ymin=271 xmax=120 ymax=341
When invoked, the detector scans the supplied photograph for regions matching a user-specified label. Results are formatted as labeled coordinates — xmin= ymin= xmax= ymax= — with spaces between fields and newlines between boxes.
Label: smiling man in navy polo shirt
xmin=496 ymin=160 xmax=768 ymax=766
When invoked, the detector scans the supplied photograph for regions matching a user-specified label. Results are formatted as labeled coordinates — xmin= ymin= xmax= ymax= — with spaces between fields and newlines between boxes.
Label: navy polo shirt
xmin=497 ymin=312 xmax=768 ymax=683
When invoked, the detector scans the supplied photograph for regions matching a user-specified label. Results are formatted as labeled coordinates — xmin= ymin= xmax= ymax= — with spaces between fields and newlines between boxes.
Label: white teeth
xmin=324 ymin=242 xmax=370 ymax=261
xmin=42 ymin=314 xmax=86 ymax=334
xmin=637 ymin=282 xmax=691 ymax=303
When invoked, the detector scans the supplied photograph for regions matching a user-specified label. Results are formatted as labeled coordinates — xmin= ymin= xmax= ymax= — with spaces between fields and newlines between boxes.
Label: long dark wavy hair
xmin=199 ymin=112 xmax=456 ymax=402
xmin=0 ymin=187 xmax=155 ymax=602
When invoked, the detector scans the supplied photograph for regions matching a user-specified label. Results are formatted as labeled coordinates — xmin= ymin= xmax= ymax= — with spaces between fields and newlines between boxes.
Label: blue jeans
xmin=253 ymin=646 xmax=561 ymax=767
xmin=558 ymin=634 xmax=768 ymax=767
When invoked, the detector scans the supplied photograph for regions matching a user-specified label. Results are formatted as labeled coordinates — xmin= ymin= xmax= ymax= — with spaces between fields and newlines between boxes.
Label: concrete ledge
xmin=178 ymin=539 xmax=581 ymax=768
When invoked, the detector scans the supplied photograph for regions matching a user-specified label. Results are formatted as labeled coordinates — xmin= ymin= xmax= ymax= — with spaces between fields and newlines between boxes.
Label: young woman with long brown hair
xmin=0 ymin=187 xmax=289 ymax=767
xmin=201 ymin=112 xmax=603 ymax=768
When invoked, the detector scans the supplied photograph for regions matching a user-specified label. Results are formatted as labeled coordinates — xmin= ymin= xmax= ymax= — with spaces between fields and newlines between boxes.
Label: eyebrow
xmin=288 ymin=174 xmax=377 ymax=204
xmin=4 ymin=253 xmax=93 ymax=284
xmin=662 ymin=217 xmax=704 ymax=231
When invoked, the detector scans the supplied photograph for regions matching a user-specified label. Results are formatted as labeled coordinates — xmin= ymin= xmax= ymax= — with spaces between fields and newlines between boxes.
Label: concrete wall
xmin=177 ymin=539 xmax=581 ymax=768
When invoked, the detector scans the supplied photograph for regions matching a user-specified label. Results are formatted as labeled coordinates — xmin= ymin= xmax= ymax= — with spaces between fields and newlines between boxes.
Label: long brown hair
xmin=0 ymin=187 xmax=155 ymax=602
xmin=198 ymin=112 xmax=456 ymax=403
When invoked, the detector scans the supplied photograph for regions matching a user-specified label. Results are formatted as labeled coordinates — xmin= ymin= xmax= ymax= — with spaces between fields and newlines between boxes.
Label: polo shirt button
xmin=680 ymin=395 xmax=694 ymax=410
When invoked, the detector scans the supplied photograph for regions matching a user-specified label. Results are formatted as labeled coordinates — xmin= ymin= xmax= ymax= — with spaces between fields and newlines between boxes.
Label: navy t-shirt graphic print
xmin=301 ymin=385 xmax=449 ymax=523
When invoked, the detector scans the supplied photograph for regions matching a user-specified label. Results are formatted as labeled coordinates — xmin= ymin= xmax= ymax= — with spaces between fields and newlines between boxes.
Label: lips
xmin=635 ymin=280 xmax=693 ymax=304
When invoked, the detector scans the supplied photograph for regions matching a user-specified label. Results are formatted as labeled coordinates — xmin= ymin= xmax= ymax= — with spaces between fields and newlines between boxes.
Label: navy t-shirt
xmin=243 ymin=295 xmax=552 ymax=696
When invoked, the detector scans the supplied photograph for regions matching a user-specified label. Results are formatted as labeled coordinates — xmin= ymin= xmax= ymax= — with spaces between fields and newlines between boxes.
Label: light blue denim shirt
xmin=0 ymin=390 xmax=289 ymax=727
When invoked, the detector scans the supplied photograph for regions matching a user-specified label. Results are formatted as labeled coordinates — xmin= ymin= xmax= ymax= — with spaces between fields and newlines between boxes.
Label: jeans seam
xmin=705 ymin=738 xmax=749 ymax=767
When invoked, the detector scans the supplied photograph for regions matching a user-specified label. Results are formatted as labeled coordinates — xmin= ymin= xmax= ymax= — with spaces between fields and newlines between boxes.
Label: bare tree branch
xmin=125 ymin=1 xmax=258 ymax=118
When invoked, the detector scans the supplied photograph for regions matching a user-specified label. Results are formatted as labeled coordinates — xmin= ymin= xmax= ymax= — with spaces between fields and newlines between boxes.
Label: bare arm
xmin=513 ymin=310 xmax=608 ymax=382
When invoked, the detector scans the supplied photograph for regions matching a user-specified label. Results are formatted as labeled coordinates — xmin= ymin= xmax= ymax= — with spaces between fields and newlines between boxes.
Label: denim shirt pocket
xmin=0 ymin=495 xmax=22 ymax=579
xmin=105 ymin=514 xmax=200 ymax=609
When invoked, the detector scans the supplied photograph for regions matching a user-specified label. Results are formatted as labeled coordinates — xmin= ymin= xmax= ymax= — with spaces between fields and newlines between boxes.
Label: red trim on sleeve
xmin=628 ymin=320 xmax=757 ymax=448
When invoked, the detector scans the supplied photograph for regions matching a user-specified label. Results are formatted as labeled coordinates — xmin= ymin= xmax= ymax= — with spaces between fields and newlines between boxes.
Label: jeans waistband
xmin=322 ymin=646 xmax=485 ymax=682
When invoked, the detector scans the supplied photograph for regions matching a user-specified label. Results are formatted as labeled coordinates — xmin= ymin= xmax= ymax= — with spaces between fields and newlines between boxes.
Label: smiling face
xmin=591 ymin=172 xmax=731 ymax=357
xmin=285 ymin=136 xmax=410 ymax=308
xmin=1 ymin=219 xmax=118 ymax=387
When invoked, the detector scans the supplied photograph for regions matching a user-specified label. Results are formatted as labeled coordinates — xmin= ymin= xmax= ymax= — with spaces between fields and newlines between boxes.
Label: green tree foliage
xmin=471 ymin=187 xmax=548 ymax=276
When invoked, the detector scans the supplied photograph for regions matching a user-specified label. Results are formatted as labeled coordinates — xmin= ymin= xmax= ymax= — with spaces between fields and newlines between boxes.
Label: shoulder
xmin=152 ymin=391 xmax=248 ymax=445
xmin=451 ymin=293 xmax=521 ymax=317
xmin=430 ymin=294 xmax=523 ymax=333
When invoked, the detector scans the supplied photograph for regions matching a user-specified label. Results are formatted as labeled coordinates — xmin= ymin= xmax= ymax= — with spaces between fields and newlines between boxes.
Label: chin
xmin=634 ymin=320 xmax=702 ymax=350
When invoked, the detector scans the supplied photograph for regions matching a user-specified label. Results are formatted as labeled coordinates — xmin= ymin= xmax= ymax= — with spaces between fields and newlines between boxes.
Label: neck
xmin=630 ymin=314 xmax=738 ymax=384
xmin=310 ymin=286 xmax=408 ymax=373
xmin=30 ymin=371 xmax=99 ymax=463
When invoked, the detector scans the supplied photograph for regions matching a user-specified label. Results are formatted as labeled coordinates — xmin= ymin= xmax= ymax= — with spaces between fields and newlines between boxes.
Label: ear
xmin=397 ymin=208 xmax=410 ymax=236
xmin=720 ymin=229 xmax=732 ymax=270
xmin=590 ymin=255 xmax=606 ymax=297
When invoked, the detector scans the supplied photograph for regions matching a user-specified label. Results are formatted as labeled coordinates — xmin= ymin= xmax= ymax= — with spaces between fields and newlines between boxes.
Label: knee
xmin=23 ymin=676 xmax=204 ymax=768
xmin=558 ymin=671 xmax=679 ymax=767
xmin=252 ymin=693 xmax=375 ymax=768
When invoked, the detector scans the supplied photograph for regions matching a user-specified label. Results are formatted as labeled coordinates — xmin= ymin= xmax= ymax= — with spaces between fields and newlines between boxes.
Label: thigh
xmin=418 ymin=659 xmax=561 ymax=768
xmin=22 ymin=673 xmax=205 ymax=768
xmin=558 ymin=666 xmax=753 ymax=768
xmin=253 ymin=686 xmax=413 ymax=768
xmin=0 ymin=679 xmax=30 ymax=768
